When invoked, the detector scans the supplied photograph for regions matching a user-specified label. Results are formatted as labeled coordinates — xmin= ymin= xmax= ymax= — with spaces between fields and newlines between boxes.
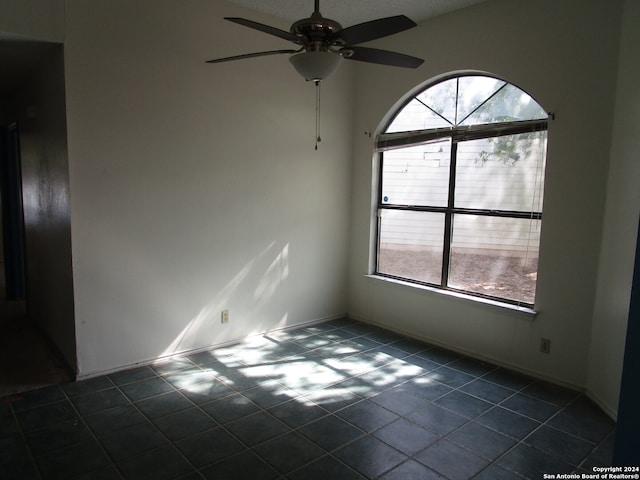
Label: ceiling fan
xmin=206 ymin=0 xmax=424 ymax=83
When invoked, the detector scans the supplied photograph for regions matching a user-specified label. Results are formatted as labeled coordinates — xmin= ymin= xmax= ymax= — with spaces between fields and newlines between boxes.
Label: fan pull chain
xmin=315 ymin=80 xmax=321 ymax=150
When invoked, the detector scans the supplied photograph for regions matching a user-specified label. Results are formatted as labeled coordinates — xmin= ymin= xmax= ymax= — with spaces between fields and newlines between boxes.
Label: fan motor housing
xmin=291 ymin=14 xmax=342 ymax=45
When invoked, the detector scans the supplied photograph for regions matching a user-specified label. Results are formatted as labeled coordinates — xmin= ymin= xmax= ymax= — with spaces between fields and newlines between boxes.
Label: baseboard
xmin=75 ymin=312 xmax=348 ymax=381
xmin=585 ymin=389 xmax=618 ymax=421
xmin=348 ymin=314 xmax=586 ymax=394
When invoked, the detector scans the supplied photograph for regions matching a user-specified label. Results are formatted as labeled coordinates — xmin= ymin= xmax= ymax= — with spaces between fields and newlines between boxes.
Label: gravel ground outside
xmin=378 ymin=246 xmax=537 ymax=304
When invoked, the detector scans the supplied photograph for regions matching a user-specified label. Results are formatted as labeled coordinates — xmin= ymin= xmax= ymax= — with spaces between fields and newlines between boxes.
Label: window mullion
xmin=375 ymin=152 xmax=384 ymax=274
xmin=442 ymin=142 xmax=457 ymax=287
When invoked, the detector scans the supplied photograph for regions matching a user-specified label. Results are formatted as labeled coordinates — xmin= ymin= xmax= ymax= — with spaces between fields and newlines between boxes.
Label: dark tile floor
xmin=1 ymin=318 xmax=615 ymax=479
xmin=0 ymin=300 xmax=72 ymax=397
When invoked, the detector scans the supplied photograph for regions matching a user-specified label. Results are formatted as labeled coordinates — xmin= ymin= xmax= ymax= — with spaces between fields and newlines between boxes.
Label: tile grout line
xmin=68 ymin=363 xmax=219 ymax=480
xmin=58 ymin=379 xmax=128 ymax=480
xmin=6 ymin=388 xmax=52 ymax=480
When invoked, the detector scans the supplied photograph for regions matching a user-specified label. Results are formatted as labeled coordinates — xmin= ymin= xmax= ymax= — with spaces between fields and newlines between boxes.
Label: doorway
xmin=1 ymin=123 xmax=26 ymax=301
xmin=0 ymin=40 xmax=76 ymax=395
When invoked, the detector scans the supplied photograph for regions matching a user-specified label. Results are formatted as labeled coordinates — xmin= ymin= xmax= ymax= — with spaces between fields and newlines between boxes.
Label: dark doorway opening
xmin=1 ymin=123 xmax=26 ymax=300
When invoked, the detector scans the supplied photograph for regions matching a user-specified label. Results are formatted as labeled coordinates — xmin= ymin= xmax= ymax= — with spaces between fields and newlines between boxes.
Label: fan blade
xmin=345 ymin=46 xmax=424 ymax=68
xmin=206 ymin=49 xmax=298 ymax=64
xmin=225 ymin=17 xmax=301 ymax=44
xmin=331 ymin=15 xmax=416 ymax=46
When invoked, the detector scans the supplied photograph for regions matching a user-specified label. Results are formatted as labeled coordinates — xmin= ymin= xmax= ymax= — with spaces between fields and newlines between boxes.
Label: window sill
xmin=365 ymin=274 xmax=538 ymax=320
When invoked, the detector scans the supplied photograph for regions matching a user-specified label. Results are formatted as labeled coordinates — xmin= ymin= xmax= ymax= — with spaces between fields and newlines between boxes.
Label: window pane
xmin=455 ymin=76 xmax=506 ymax=125
xmin=387 ymin=99 xmax=451 ymax=132
xmin=378 ymin=210 xmax=444 ymax=285
xmin=460 ymin=83 xmax=547 ymax=125
xmin=455 ymin=131 xmax=547 ymax=211
xmin=381 ymin=139 xmax=451 ymax=207
xmin=415 ymin=78 xmax=458 ymax=125
xmin=448 ymin=215 xmax=540 ymax=304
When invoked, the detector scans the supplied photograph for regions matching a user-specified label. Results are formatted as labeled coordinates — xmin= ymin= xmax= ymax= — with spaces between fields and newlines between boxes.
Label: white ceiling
xmin=225 ymin=0 xmax=488 ymax=27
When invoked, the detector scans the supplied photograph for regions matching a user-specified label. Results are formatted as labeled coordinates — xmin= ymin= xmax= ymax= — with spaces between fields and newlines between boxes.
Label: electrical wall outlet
xmin=221 ymin=310 xmax=230 ymax=324
xmin=540 ymin=337 xmax=551 ymax=354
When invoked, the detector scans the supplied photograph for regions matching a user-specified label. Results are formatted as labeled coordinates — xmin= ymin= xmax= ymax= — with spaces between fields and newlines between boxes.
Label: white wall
xmin=587 ymin=0 xmax=640 ymax=416
xmin=64 ymin=0 xmax=353 ymax=377
xmin=348 ymin=0 xmax=626 ymax=413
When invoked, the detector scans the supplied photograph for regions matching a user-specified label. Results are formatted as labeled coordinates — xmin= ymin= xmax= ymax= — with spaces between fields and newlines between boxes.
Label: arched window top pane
xmin=415 ymin=78 xmax=458 ymax=125
xmin=386 ymin=75 xmax=546 ymax=133
xmin=386 ymin=99 xmax=451 ymax=132
xmin=460 ymin=83 xmax=547 ymax=125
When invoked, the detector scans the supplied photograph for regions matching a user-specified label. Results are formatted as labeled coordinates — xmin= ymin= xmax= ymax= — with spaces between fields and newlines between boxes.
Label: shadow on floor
xmin=0 ymin=300 xmax=72 ymax=397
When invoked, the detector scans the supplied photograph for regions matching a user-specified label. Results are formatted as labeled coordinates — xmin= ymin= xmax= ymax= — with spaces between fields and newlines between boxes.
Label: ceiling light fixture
xmin=289 ymin=50 xmax=345 ymax=148
xmin=288 ymin=51 xmax=344 ymax=83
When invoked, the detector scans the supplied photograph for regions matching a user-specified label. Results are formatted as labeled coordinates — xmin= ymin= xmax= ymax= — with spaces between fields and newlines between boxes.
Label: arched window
xmin=375 ymin=74 xmax=548 ymax=307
